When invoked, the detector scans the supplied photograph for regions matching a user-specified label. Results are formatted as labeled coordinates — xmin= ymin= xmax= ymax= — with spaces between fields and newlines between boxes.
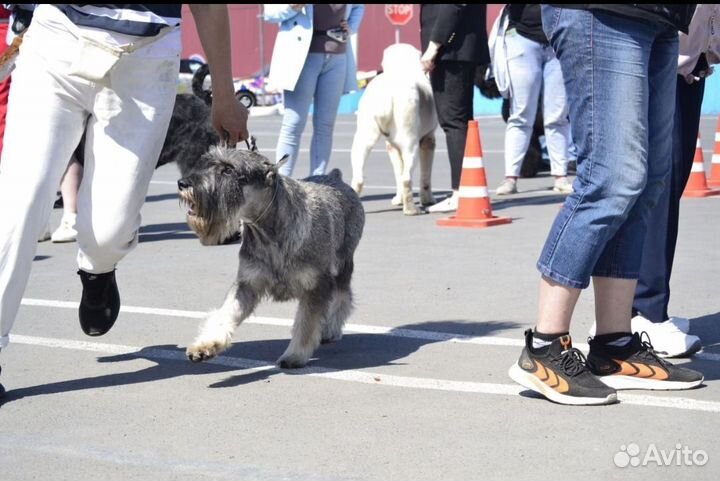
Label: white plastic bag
xmin=488 ymin=6 xmax=511 ymax=98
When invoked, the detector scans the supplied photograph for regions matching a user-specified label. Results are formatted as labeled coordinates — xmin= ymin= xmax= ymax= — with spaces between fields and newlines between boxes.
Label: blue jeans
xmin=537 ymin=6 xmax=678 ymax=289
xmin=276 ymin=52 xmax=346 ymax=177
xmin=504 ymin=30 xmax=571 ymax=177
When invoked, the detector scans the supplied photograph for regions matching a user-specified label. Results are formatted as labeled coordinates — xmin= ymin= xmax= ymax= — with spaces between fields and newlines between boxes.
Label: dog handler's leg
xmin=187 ymin=283 xmax=259 ymax=362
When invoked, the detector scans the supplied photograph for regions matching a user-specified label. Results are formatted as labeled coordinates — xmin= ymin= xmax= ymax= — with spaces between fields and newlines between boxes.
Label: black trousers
xmin=633 ymin=75 xmax=706 ymax=322
xmin=430 ymin=60 xmax=476 ymax=191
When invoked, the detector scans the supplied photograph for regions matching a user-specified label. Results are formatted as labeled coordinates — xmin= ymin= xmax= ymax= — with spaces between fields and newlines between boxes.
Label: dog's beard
xmin=180 ymin=188 xmax=238 ymax=246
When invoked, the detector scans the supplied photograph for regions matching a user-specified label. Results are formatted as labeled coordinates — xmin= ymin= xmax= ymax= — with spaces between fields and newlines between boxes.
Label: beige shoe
xmin=553 ymin=177 xmax=574 ymax=194
xmin=51 ymin=213 xmax=78 ymax=243
xmin=495 ymin=179 xmax=517 ymax=195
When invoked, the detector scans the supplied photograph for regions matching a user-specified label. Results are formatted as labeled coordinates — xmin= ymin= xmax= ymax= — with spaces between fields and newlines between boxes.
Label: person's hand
xmin=421 ymin=41 xmax=441 ymax=73
xmin=210 ymin=93 xmax=250 ymax=146
xmin=340 ymin=19 xmax=350 ymax=35
xmin=290 ymin=4 xmax=306 ymax=12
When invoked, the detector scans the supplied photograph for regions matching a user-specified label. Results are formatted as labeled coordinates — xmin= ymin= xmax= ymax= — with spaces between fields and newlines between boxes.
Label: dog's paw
xmin=390 ymin=194 xmax=403 ymax=206
xmin=351 ymin=180 xmax=364 ymax=195
xmin=402 ymin=204 xmax=426 ymax=216
xmin=186 ymin=339 xmax=228 ymax=362
xmin=420 ymin=193 xmax=437 ymax=206
xmin=277 ymin=351 xmax=310 ymax=369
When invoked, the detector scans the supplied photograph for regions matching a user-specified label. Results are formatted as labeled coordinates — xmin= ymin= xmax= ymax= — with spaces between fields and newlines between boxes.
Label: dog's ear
xmin=265 ymin=154 xmax=289 ymax=185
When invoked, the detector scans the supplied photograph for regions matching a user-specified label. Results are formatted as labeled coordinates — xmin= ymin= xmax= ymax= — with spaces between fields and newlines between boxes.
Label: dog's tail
xmin=192 ymin=63 xmax=213 ymax=106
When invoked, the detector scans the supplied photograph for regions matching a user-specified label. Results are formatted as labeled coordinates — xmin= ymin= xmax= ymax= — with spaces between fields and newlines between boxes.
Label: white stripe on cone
xmin=462 ymin=156 xmax=484 ymax=168
xmin=691 ymin=162 xmax=705 ymax=173
xmin=458 ymin=186 xmax=489 ymax=198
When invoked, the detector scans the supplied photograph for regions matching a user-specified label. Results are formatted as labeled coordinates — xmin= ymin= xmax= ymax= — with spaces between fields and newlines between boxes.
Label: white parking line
xmin=15 ymin=299 xmax=720 ymax=412
xmin=21 ymin=298 xmax=718 ymax=361
xmin=10 ymin=333 xmax=720 ymax=413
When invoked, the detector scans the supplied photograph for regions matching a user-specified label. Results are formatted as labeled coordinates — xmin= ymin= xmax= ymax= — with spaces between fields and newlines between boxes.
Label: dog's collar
xmin=243 ymin=180 xmax=279 ymax=226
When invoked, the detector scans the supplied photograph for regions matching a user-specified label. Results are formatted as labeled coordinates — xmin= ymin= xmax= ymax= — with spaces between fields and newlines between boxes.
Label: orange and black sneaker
xmin=587 ymin=332 xmax=704 ymax=391
xmin=509 ymin=329 xmax=618 ymax=405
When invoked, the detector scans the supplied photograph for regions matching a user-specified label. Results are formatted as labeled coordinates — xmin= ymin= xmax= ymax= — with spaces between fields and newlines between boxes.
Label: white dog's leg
xmin=419 ymin=133 xmax=436 ymax=206
xmin=351 ymin=120 xmax=381 ymax=195
xmin=398 ymin=143 xmax=422 ymax=216
xmin=277 ymin=295 xmax=328 ymax=369
xmin=386 ymin=142 xmax=405 ymax=206
xmin=187 ymin=283 xmax=258 ymax=362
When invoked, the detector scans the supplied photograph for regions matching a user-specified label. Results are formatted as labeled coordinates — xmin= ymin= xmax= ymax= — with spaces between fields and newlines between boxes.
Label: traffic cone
xmin=682 ymin=135 xmax=720 ymax=198
xmin=707 ymin=116 xmax=720 ymax=187
xmin=437 ymin=120 xmax=512 ymax=228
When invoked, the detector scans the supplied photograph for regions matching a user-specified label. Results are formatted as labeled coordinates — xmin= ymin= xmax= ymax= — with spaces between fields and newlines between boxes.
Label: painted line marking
xmin=21 ymin=298 xmax=718 ymax=362
xmin=10 ymin=333 xmax=720 ymax=413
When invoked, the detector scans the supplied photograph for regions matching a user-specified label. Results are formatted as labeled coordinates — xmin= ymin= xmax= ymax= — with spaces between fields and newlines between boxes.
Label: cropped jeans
xmin=537 ymin=6 xmax=678 ymax=289
xmin=276 ymin=52 xmax=346 ymax=177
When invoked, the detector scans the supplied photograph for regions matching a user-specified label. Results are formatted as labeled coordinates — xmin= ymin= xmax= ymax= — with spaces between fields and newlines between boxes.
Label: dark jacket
xmin=508 ymin=4 xmax=547 ymax=45
xmin=558 ymin=4 xmax=696 ymax=33
xmin=420 ymin=4 xmax=489 ymax=65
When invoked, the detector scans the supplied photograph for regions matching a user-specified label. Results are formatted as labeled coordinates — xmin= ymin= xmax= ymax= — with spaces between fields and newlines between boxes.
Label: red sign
xmin=384 ymin=4 xmax=413 ymax=26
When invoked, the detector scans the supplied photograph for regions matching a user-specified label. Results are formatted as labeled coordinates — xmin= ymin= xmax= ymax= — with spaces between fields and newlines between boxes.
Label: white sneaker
xmin=631 ymin=314 xmax=702 ymax=358
xmin=38 ymin=223 xmax=51 ymax=242
xmin=495 ymin=179 xmax=517 ymax=195
xmin=51 ymin=214 xmax=78 ymax=243
xmin=553 ymin=177 xmax=574 ymax=194
xmin=668 ymin=316 xmax=690 ymax=334
xmin=427 ymin=193 xmax=458 ymax=213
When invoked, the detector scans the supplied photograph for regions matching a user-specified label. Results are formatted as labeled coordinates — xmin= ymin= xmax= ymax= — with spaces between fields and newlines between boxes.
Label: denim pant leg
xmin=633 ymin=77 xmax=705 ymax=321
xmin=537 ymin=7 xmax=678 ymax=289
xmin=309 ymin=53 xmax=346 ymax=176
xmin=540 ymin=46 xmax=571 ymax=176
xmin=504 ymin=32 xmax=542 ymax=178
xmin=277 ymin=54 xmax=323 ymax=177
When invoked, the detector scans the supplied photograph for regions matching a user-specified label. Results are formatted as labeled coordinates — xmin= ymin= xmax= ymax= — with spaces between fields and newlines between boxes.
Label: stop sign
xmin=385 ymin=4 xmax=413 ymax=26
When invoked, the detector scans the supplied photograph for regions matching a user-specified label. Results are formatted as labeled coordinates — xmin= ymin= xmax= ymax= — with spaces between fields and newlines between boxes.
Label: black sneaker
xmin=509 ymin=329 xmax=618 ymax=405
xmin=587 ymin=332 xmax=704 ymax=390
xmin=78 ymin=269 xmax=120 ymax=336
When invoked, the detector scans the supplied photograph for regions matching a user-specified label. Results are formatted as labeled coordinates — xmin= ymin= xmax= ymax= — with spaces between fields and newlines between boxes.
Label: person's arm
xmin=345 ymin=4 xmax=364 ymax=34
xmin=420 ymin=4 xmax=469 ymax=72
xmin=189 ymin=4 xmax=249 ymax=145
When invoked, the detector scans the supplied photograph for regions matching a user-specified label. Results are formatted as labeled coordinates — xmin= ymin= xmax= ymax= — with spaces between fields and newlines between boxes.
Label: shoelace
xmin=553 ymin=347 xmax=588 ymax=377
xmin=637 ymin=331 xmax=670 ymax=367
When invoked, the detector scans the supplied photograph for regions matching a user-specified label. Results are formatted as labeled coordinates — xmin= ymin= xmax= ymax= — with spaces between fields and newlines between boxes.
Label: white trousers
xmin=0 ymin=10 xmax=179 ymax=349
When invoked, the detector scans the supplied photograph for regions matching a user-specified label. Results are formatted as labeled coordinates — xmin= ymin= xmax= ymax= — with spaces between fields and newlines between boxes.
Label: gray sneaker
xmin=496 ymin=178 xmax=517 ymax=195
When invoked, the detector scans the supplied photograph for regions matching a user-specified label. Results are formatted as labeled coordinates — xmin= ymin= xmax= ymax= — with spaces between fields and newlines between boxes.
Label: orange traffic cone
xmin=683 ymin=135 xmax=720 ymax=198
xmin=437 ymin=120 xmax=512 ymax=228
xmin=707 ymin=116 xmax=720 ymax=187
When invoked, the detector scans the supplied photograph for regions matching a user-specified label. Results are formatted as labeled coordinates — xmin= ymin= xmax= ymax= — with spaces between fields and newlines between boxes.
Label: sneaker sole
xmin=597 ymin=375 xmax=704 ymax=391
xmin=508 ymin=364 xmax=618 ymax=406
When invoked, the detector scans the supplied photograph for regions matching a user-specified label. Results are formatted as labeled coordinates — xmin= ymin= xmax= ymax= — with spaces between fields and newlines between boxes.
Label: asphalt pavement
xmin=1 ymin=113 xmax=719 ymax=481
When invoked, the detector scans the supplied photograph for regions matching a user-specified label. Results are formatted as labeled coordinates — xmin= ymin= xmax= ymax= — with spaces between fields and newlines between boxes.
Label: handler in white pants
xmin=0 ymin=4 xmax=248 ymax=397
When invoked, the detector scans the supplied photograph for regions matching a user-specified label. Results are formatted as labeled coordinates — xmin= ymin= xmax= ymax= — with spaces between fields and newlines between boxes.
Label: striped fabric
xmin=54 ymin=4 xmax=181 ymax=36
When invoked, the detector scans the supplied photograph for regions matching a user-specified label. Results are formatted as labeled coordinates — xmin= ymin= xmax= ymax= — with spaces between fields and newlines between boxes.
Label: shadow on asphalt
xmin=138 ymin=222 xmax=197 ymax=243
xmin=0 ymin=320 xmax=519 ymax=405
xmin=145 ymin=192 xmax=179 ymax=203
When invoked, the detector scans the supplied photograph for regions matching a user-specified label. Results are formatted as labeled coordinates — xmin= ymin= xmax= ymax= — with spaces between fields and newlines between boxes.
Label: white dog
xmin=351 ymin=43 xmax=437 ymax=215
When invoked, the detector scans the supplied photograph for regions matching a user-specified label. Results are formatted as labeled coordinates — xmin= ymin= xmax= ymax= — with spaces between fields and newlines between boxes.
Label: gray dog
xmin=178 ymin=146 xmax=365 ymax=368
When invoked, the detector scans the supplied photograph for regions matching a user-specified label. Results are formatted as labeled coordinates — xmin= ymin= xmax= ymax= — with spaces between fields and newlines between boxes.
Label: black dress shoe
xmin=77 ymin=269 xmax=120 ymax=336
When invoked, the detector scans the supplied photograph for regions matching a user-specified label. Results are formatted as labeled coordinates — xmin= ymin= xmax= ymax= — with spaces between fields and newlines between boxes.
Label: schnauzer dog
xmin=178 ymin=147 xmax=365 ymax=368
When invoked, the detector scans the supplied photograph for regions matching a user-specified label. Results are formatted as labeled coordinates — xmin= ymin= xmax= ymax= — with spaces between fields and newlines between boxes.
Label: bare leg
xmin=593 ymin=276 xmax=634 ymax=335
xmin=536 ymin=275 xmax=581 ymax=334
xmin=60 ymin=157 xmax=83 ymax=215
xmin=186 ymin=282 xmax=259 ymax=362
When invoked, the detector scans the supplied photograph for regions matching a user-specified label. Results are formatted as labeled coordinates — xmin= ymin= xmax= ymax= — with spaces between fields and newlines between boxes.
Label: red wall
xmin=181 ymin=4 xmax=504 ymax=80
